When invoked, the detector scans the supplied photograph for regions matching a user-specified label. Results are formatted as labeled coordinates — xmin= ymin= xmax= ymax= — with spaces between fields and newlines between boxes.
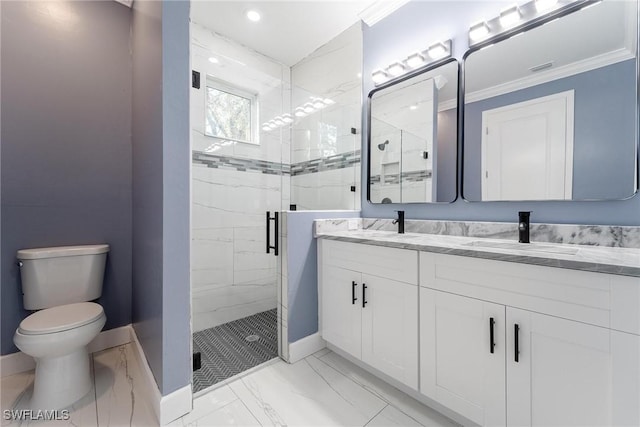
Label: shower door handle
xmin=266 ymin=211 xmax=279 ymax=256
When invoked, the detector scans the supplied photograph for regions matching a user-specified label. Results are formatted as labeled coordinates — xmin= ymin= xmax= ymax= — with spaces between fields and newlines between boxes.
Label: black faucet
xmin=518 ymin=211 xmax=531 ymax=243
xmin=393 ymin=210 xmax=405 ymax=234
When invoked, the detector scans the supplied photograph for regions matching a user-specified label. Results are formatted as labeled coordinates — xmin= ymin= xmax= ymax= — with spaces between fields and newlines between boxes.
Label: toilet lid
xmin=18 ymin=302 xmax=104 ymax=335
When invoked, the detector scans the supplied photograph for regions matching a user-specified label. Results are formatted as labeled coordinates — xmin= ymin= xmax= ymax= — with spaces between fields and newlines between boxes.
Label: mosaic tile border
xmin=193 ymin=151 xmax=290 ymax=175
xmin=193 ymin=150 xmax=361 ymax=176
xmin=370 ymin=170 xmax=433 ymax=185
xmin=291 ymin=150 xmax=361 ymax=176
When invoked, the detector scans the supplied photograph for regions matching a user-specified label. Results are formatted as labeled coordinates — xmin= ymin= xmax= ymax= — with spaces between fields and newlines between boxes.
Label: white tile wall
xmin=191 ymin=23 xmax=289 ymax=331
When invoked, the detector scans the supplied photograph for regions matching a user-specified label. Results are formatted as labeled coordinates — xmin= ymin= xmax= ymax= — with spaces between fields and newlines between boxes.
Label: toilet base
xmin=31 ymin=347 xmax=92 ymax=410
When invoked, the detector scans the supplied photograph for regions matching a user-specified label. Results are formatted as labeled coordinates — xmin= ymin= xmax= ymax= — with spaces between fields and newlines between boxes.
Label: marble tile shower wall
xmin=291 ymin=23 xmax=363 ymax=211
xmin=191 ymin=23 xmax=290 ymax=332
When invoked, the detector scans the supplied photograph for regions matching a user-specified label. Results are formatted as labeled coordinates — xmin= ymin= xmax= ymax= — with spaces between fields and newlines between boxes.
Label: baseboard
xmin=287 ymin=332 xmax=326 ymax=363
xmin=0 ymin=325 xmax=133 ymax=378
xmin=129 ymin=327 xmax=192 ymax=425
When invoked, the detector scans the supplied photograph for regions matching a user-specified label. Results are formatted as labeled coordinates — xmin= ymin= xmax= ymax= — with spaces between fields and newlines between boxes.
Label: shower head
xmin=378 ymin=140 xmax=389 ymax=151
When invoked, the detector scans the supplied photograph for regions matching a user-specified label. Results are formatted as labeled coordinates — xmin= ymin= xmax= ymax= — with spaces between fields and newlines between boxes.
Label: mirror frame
xmin=460 ymin=0 xmax=640 ymax=203
xmin=366 ymin=57 xmax=460 ymax=204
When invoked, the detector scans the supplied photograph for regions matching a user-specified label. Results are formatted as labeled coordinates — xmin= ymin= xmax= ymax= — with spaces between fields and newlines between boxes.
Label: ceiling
xmin=191 ymin=1 xmax=374 ymax=66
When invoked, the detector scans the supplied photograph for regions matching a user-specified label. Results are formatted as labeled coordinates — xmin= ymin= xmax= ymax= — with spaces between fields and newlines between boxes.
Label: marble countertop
xmin=316 ymin=229 xmax=640 ymax=277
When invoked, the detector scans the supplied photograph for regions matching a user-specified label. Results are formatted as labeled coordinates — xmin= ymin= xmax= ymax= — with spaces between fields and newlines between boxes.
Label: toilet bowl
xmin=14 ymin=302 xmax=106 ymax=410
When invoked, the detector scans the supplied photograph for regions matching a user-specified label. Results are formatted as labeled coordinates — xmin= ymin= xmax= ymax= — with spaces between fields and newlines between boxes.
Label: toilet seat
xmin=18 ymin=302 xmax=104 ymax=335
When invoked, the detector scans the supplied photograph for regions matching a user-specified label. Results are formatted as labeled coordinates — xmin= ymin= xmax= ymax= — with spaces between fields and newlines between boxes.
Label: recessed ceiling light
xmin=208 ymin=57 xmax=219 ymax=64
xmin=246 ymin=10 xmax=261 ymax=22
xmin=409 ymin=105 xmax=418 ymax=111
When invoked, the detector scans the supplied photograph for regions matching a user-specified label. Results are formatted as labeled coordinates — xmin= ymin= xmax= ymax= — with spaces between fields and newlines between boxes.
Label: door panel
xmin=507 ymin=308 xmax=640 ymax=426
xmin=320 ymin=265 xmax=362 ymax=359
xmin=482 ymin=91 xmax=573 ymax=201
xmin=361 ymin=274 xmax=418 ymax=389
xmin=421 ymin=290 xmax=506 ymax=426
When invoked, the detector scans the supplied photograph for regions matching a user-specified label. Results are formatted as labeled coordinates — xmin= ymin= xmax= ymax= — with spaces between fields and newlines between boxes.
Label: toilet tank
xmin=17 ymin=244 xmax=109 ymax=310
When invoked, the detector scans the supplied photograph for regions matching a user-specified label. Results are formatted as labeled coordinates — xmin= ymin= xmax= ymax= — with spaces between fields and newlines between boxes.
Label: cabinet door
xmin=320 ymin=265 xmax=362 ymax=359
xmin=420 ymin=289 xmax=506 ymax=426
xmin=361 ymin=274 xmax=418 ymax=389
xmin=507 ymin=308 xmax=640 ymax=426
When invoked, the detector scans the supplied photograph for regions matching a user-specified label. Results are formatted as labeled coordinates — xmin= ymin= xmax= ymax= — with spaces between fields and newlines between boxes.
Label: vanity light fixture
xmin=372 ymin=39 xmax=453 ymax=86
xmin=387 ymin=62 xmax=406 ymax=77
xmin=274 ymin=117 xmax=285 ymax=126
xmin=303 ymin=103 xmax=316 ymax=114
xmin=535 ymin=0 xmax=558 ymax=11
xmin=282 ymin=114 xmax=294 ymax=124
xmin=323 ymin=98 xmax=336 ymax=106
xmin=312 ymin=98 xmax=327 ymax=109
xmin=372 ymin=69 xmax=389 ymax=84
xmin=468 ymin=0 xmax=588 ymax=47
xmin=406 ymin=52 xmax=426 ymax=68
xmin=469 ymin=21 xmax=491 ymax=42
xmin=427 ymin=41 xmax=450 ymax=60
xmin=262 ymin=124 xmax=271 ymax=131
xmin=499 ymin=5 xmax=521 ymax=27
xmin=294 ymin=108 xmax=307 ymax=117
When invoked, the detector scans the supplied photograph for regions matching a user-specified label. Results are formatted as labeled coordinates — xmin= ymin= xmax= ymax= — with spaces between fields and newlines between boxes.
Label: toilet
xmin=13 ymin=244 xmax=109 ymax=410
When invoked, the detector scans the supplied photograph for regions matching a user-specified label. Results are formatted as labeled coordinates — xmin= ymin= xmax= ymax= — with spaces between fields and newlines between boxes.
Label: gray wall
xmin=362 ymin=0 xmax=640 ymax=226
xmin=464 ymin=59 xmax=636 ymax=201
xmin=132 ymin=0 xmax=191 ymax=396
xmin=286 ymin=211 xmax=360 ymax=343
xmin=1 ymin=1 xmax=132 ymax=355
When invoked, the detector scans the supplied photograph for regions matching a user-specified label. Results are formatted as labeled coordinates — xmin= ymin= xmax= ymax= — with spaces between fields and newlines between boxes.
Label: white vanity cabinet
xmin=419 ymin=252 xmax=640 ymax=427
xmin=318 ymin=239 xmax=419 ymax=389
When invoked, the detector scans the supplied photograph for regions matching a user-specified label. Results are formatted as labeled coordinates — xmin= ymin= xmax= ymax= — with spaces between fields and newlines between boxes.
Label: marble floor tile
xmin=316 ymin=351 xmax=458 ymax=427
xmin=366 ymin=405 xmax=423 ymax=427
xmin=168 ymin=386 xmax=237 ymax=426
xmin=93 ymin=345 xmax=157 ymax=427
xmin=180 ymin=400 xmax=260 ymax=427
xmin=227 ymin=357 xmax=386 ymax=426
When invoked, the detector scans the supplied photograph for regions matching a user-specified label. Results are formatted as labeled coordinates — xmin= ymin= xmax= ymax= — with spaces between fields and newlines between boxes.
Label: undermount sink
xmin=462 ymin=240 xmax=579 ymax=255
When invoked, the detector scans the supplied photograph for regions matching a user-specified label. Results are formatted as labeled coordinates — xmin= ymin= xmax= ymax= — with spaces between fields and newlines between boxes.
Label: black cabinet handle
xmin=265 ymin=211 xmax=279 ymax=256
xmin=489 ymin=317 xmax=495 ymax=354
xmin=352 ymin=281 xmax=358 ymax=304
xmin=514 ymin=324 xmax=520 ymax=362
xmin=362 ymin=283 xmax=367 ymax=308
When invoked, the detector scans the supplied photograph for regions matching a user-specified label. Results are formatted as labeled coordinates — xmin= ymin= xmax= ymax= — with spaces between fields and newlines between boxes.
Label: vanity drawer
xmin=420 ymin=252 xmax=640 ymax=335
xmin=320 ymin=240 xmax=418 ymax=285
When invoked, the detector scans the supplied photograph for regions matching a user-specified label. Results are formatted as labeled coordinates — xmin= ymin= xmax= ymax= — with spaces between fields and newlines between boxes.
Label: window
xmin=205 ymin=78 xmax=258 ymax=144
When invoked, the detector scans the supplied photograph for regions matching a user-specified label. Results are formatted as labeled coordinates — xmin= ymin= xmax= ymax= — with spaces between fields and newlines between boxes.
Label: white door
xmin=361 ymin=274 xmax=418 ymax=389
xmin=507 ymin=308 xmax=640 ymax=426
xmin=320 ymin=265 xmax=362 ymax=359
xmin=482 ymin=91 xmax=574 ymax=201
xmin=420 ymin=289 xmax=506 ymax=426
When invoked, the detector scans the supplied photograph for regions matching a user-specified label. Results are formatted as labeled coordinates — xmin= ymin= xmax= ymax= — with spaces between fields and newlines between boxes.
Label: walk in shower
xmin=190 ymin=6 xmax=362 ymax=393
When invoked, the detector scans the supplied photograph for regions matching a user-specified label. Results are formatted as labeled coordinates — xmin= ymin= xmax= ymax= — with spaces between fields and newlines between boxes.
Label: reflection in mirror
xmin=463 ymin=0 xmax=638 ymax=201
xmin=368 ymin=59 xmax=458 ymax=204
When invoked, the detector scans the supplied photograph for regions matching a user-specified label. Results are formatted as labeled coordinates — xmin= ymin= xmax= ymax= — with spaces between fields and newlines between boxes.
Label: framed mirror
xmin=367 ymin=58 xmax=459 ymax=204
xmin=463 ymin=0 xmax=638 ymax=202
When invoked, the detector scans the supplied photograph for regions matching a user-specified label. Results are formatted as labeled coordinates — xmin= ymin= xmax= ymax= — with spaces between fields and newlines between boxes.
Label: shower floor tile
xmin=192 ymin=308 xmax=278 ymax=393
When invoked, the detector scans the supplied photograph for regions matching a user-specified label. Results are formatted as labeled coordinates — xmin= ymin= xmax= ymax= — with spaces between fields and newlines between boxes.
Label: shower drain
xmin=245 ymin=334 xmax=260 ymax=342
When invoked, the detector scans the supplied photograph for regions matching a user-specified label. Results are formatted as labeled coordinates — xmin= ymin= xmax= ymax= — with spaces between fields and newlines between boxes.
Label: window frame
xmin=204 ymin=76 xmax=259 ymax=145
